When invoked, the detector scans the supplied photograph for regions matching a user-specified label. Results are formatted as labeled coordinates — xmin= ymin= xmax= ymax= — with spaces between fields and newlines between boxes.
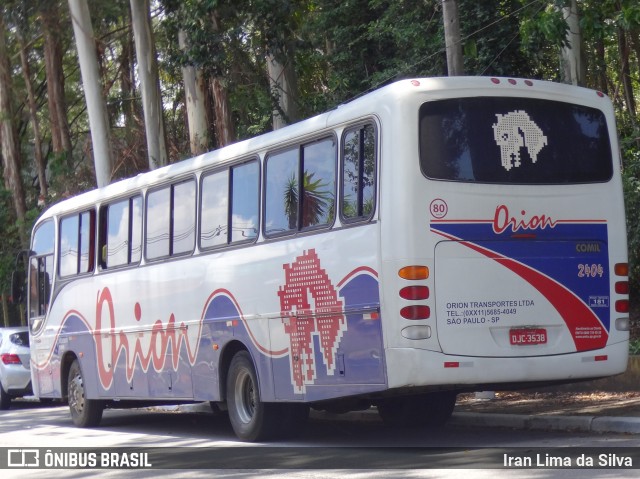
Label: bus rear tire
xmin=68 ymin=359 xmax=104 ymax=428
xmin=226 ymin=351 xmax=279 ymax=442
xmin=377 ymin=391 xmax=457 ymax=428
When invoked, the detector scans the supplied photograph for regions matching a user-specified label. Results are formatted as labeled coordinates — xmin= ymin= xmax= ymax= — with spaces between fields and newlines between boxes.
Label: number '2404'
xmin=578 ymin=263 xmax=604 ymax=278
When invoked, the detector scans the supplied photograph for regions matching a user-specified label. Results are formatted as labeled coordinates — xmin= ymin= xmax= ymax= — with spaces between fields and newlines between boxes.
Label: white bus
xmin=22 ymin=77 xmax=629 ymax=441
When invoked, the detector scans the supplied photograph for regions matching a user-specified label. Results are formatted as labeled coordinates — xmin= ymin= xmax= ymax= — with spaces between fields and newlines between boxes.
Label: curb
xmin=171 ymin=403 xmax=640 ymax=436
xmin=310 ymin=408 xmax=640 ymax=435
xmin=448 ymin=412 xmax=640 ymax=435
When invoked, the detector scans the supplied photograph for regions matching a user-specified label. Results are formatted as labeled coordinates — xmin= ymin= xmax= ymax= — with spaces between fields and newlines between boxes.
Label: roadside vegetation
xmin=0 ymin=1 xmax=639 ymax=339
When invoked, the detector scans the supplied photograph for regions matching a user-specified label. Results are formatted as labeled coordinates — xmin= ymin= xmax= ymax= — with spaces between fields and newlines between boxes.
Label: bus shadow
xmin=3 ymin=397 xmax=66 ymax=410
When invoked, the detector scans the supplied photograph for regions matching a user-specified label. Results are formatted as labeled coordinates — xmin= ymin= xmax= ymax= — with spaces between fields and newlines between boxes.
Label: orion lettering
xmin=492 ymin=204 xmax=557 ymax=234
xmin=95 ymin=287 xmax=197 ymax=389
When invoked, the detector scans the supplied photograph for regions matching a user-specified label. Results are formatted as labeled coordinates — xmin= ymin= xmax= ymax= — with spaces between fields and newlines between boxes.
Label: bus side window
xmin=172 ymin=181 xmax=196 ymax=255
xmin=201 ymin=170 xmax=229 ymax=248
xmin=341 ymin=123 xmax=377 ymax=222
xmin=265 ymin=147 xmax=298 ymax=235
xmin=146 ymin=180 xmax=196 ymax=260
xmin=264 ymin=138 xmax=336 ymax=236
xmin=59 ymin=210 xmax=95 ymax=277
xmin=201 ymin=160 xmax=259 ymax=248
xmin=100 ymin=196 xmax=142 ymax=269
xmin=230 ymin=161 xmax=259 ymax=242
xmin=301 ymin=138 xmax=336 ymax=229
xmin=146 ymin=187 xmax=171 ymax=259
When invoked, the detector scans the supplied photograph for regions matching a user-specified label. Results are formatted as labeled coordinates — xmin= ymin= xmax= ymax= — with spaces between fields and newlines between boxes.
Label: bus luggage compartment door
xmin=434 ymin=239 xmax=609 ymax=357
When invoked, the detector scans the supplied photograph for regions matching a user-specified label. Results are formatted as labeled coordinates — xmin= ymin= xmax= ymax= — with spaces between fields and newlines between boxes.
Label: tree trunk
xmin=179 ymin=30 xmax=209 ymax=155
xmin=209 ymin=10 xmax=235 ymax=147
xmin=40 ymin=1 xmax=73 ymax=166
xmin=130 ymin=0 xmax=168 ymax=169
xmin=0 ymin=15 xmax=27 ymax=224
xmin=594 ymin=35 xmax=609 ymax=95
xmin=68 ymin=0 xmax=114 ymax=187
xmin=618 ymin=27 xmax=637 ymax=121
xmin=442 ymin=0 xmax=464 ymax=76
xmin=18 ymin=35 xmax=48 ymax=204
xmin=1 ymin=293 xmax=9 ymax=328
xmin=120 ymin=13 xmax=137 ymax=134
xmin=266 ymin=53 xmax=300 ymax=129
xmin=210 ymin=77 xmax=235 ymax=147
xmin=560 ymin=0 xmax=586 ymax=86
xmin=629 ymin=28 xmax=640 ymax=94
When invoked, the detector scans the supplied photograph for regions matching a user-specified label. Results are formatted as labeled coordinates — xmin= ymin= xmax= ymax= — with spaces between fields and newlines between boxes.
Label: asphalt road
xmin=0 ymin=399 xmax=638 ymax=479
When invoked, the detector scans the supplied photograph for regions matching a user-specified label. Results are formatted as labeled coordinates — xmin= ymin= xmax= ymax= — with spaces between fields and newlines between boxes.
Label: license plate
xmin=510 ymin=328 xmax=547 ymax=345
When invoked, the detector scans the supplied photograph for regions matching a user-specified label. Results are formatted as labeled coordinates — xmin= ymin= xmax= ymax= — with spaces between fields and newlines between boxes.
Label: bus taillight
xmin=399 ymin=286 xmax=429 ymax=300
xmin=400 ymin=305 xmax=430 ymax=320
xmin=615 ymin=281 xmax=629 ymax=294
xmin=614 ymin=263 xmax=629 ymax=312
xmin=616 ymin=300 xmax=630 ymax=313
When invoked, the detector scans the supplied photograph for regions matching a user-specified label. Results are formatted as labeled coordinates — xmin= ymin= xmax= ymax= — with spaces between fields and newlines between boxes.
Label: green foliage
xmin=1 ymin=0 xmax=640 ymax=318
xmin=621 ymin=136 xmax=640 ymax=293
xmin=308 ymin=0 xmax=446 ymax=105
xmin=459 ymin=0 xmax=538 ymax=77
xmin=0 ymin=189 xmax=19 ymax=294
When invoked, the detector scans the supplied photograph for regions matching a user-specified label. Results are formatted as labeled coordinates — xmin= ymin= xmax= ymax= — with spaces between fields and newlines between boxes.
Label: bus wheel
xmin=68 ymin=360 xmax=104 ymax=428
xmin=226 ymin=351 xmax=278 ymax=441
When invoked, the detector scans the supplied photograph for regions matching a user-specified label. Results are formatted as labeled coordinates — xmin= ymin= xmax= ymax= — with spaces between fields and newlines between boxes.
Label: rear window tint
xmin=419 ymin=97 xmax=613 ymax=184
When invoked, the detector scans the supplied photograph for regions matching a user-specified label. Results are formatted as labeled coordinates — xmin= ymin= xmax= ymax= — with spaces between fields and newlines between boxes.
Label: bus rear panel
xmin=381 ymin=79 xmax=628 ymax=391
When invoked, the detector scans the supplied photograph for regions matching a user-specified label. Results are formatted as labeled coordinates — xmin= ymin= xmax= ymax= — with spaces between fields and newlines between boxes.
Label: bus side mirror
xmin=10 ymin=270 xmax=26 ymax=304
xmin=10 ymin=249 xmax=31 ymax=305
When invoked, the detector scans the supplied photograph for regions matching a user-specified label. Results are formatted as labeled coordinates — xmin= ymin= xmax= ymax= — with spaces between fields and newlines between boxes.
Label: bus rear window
xmin=419 ymin=97 xmax=613 ymax=184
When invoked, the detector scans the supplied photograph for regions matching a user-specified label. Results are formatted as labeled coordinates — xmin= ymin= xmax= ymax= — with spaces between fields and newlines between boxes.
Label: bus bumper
xmin=384 ymin=342 xmax=629 ymax=391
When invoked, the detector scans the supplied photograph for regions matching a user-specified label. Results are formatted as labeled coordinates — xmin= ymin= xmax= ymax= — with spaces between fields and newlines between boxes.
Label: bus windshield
xmin=419 ymin=97 xmax=613 ymax=184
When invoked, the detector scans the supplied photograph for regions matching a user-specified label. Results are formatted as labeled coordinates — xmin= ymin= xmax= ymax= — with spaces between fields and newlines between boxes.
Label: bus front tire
xmin=226 ymin=351 xmax=281 ymax=442
xmin=68 ymin=359 xmax=104 ymax=428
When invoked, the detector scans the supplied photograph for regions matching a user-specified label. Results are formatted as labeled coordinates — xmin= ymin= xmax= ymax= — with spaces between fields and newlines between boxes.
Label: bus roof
xmin=37 ymin=76 xmax=611 ymax=222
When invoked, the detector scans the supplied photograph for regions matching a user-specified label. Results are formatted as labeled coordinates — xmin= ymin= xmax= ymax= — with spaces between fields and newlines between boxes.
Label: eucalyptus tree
xmin=0 ymin=12 xmax=27 ymax=223
xmin=40 ymin=0 xmax=73 ymax=170
xmin=68 ymin=0 xmax=113 ymax=187
xmin=161 ymin=0 xmax=238 ymax=147
xmin=130 ymin=0 xmax=168 ymax=169
xmin=179 ymin=29 xmax=208 ymax=155
xmin=442 ymin=0 xmax=464 ymax=75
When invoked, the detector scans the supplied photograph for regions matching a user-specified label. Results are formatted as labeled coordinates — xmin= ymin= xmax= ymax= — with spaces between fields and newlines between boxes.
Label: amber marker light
xmin=614 ymin=263 xmax=629 ymax=276
xmin=398 ymin=265 xmax=429 ymax=280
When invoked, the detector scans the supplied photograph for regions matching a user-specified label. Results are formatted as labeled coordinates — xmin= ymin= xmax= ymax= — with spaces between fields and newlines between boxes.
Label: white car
xmin=0 ymin=326 xmax=32 ymax=410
